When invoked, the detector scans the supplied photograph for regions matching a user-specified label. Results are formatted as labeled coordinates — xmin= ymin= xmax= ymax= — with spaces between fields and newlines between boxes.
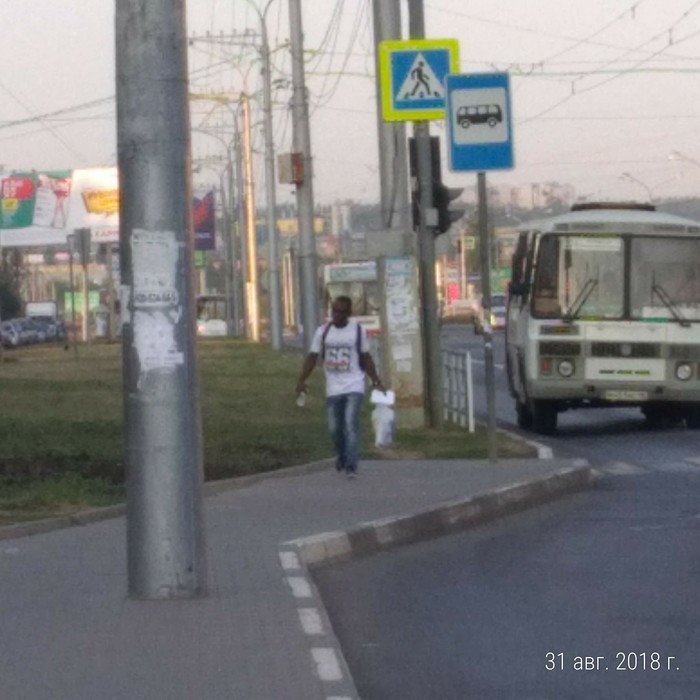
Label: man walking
xmin=296 ymin=295 xmax=385 ymax=479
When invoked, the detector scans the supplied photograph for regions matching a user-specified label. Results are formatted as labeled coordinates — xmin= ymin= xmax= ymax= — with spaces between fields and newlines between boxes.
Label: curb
xmin=0 ymin=423 xmax=549 ymax=543
xmin=278 ymin=460 xmax=591 ymax=700
xmin=285 ymin=461 xmax=591 ymax=569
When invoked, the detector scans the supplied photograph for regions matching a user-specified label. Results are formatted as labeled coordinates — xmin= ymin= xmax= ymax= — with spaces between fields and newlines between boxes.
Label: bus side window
xmin=532 ymin=235 xmax=561 ymax=317
xmin=510 ymin=233 xmax=530 ymax=295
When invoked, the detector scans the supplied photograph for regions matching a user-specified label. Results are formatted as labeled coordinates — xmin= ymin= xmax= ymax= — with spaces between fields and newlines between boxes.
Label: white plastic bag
xmin=372 ymin=404 xmax=395 ymax=448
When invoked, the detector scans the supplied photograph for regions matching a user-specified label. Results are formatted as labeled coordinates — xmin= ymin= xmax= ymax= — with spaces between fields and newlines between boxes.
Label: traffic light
xmin=408 ymin=136 xmax=464 ymax=235
xmin=434 ymin=182 xmax=464 ymax=234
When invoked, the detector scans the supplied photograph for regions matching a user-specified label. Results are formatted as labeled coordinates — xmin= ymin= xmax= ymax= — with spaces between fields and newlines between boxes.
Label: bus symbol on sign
xmin=457 ymin=104 xmax=503 ymax=129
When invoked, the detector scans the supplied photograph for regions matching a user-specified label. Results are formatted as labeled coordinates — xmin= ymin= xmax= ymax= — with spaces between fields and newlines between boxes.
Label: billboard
xmin=0 ymin=168 xmax=217 ymax=251
xmin=0 ymin=167 xmax=120 ymax=247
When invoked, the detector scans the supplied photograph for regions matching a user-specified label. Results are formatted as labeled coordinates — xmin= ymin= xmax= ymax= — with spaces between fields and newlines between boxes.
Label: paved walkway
xmin=0 ymin=457 xmax=590 ymax=700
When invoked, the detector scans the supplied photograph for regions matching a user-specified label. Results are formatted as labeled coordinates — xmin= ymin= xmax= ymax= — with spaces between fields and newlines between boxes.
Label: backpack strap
xmin=320 ymin=322 xmax=332 ymax=360
xmin=356 ymin=322 xmax=367 ymax=371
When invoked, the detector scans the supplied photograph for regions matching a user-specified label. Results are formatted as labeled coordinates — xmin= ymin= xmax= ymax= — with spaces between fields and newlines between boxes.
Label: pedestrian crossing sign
xmin=379 ymin=39 xmax=460 ymax=122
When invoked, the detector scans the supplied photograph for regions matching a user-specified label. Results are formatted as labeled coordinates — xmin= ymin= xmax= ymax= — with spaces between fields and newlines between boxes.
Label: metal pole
xmin=226 ymin=156 xmax=242 ymax=336
xmin=81 ymin=249 xmax=89 ymax=343
xmin=234 ymin=129 xmax=249 ymax=336
xmin=241 ymin=93 xmax=260 ymax=342
xmin=67 ymin=235 xmax=79 ymax=360
xmin=106 ymin=244 xmax=116 ymax=341
xmin=372 ymin=0 xmax=410 ymax=235
xmin=260 ymin=15 xmax=283 ymax=350
xmin=477 ymin=172 xmax=497 ymax=461
xmin=116 ymin=0 xmax=207 ymax=599
xmin=409 ymin=0 xmax=442 ymax=427
xmin=218 ymin=180 xmax=234 ymax=336
xmin=289 ymin=0 xmax=319 ymax=351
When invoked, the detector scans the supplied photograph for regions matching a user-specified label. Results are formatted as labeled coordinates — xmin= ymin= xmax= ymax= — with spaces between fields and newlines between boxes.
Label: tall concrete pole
xmin=408 ymin=0 xmax=442 ymax=427
xmin=372 ymin=0 xmax=410 ymax=235
xmin=116 ymin=0 xmax=207 ymax=599
xmin=259 ymin=6 xmax=283 ymax=350
xmin=289 ymin=0 xmax=319 ymax=350
xmin=242 ymin=93 xmax=261 ymax=342
xmin=234 ymin=129 xmax=249 ymax=336
xmin=226 ymin=155 xmax=243 ymax=336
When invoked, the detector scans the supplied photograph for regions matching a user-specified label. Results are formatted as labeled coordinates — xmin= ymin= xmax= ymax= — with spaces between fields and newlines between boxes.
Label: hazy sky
xmin=3 ymin=0 xmax=700 ymax=206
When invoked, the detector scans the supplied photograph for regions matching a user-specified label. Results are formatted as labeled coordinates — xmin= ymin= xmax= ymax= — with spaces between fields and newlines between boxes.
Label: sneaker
xmin=335 ymin=459 xmax=344 ymax=473
xmin=346 ymin=469 xmax=357 ymax=480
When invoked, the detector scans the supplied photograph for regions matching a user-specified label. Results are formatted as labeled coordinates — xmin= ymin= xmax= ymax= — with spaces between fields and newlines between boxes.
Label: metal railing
xmin=442 ymin=350 xmax=475 ymax=432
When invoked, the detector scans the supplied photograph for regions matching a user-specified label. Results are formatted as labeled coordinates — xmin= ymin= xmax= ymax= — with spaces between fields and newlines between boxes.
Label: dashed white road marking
xmin=279 ymin=550 xmax=300 ymax=570
xmin=685 ymin=456 xmax=700 ymax=466
xmin=311 ymin=648 xmax=343 ymax=681
xmin=298 ymin=607 xmax=324 ymax=636
xmin=286 ymin=576 xmax=312 ymax=598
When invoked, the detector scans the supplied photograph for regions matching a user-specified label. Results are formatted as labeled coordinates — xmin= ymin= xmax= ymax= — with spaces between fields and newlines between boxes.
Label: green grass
xmin=0 ymin=339 xmax=534 ymax=522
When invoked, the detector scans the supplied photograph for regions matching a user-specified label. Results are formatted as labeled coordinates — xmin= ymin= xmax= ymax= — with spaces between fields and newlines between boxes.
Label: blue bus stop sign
xmin=445 ymin=72 xmax=514 ymax=172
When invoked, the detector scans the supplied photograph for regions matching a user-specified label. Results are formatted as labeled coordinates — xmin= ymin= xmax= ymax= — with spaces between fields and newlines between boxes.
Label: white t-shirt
xmin=310 ymin=319 xmax=370 ymax=397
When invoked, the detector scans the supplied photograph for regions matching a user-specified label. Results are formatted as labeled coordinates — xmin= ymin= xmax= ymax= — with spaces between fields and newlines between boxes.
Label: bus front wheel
xmin=531 ymin=400 xmax=558 ymax=435
xmin=686 ymin=405 xmax=700 ymax=429
xmin=516 ymin=400 xmax=533 ymax=429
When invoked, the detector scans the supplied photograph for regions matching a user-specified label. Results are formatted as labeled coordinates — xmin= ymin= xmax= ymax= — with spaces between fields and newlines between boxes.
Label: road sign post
xmin=378 ymin=35 xmax=459 ymax=428
xmin=446 ymin=72 xmax=515 ymax=462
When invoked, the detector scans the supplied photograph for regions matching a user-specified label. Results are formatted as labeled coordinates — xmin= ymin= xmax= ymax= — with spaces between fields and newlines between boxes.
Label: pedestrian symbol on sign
xmin=398 ymin=53 xmax=444 ymax=101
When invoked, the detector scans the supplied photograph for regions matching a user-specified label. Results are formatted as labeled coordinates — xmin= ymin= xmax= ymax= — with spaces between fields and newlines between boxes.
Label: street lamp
xmin=668 ymin=150 xmax=700 ymax=168
xmin=619 ymin=172 xmax=652 ymax=200
xmin=619 ymin=171 xmax=682 ymax=203
xmin=244 ymin=0 xmax=284 ymax=351
xmin=193 ymin=128 xmax=244 ymax=337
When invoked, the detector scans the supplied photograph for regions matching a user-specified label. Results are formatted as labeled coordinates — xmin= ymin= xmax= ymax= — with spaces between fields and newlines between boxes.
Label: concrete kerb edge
xmin=0 ymin=457 xmax=335 ymax=542
xmin=0 ymin=428 xmax=551 ymax=543
xmin=279 ymin=460 xmax=590 ymax=700
xmin=286 ymin=462 xmax=592 ymax=570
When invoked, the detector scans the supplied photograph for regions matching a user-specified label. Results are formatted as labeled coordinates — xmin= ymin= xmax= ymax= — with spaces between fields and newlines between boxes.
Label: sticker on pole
xmin=379 ymin=39 xmax=459 ymax=122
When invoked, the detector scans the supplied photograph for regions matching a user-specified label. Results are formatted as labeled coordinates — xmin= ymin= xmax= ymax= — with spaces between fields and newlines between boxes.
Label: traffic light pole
xmin=477 ymin=172 xmax=498 ymax=461
xmin=409 ymin=0 xmax=442 ymax=428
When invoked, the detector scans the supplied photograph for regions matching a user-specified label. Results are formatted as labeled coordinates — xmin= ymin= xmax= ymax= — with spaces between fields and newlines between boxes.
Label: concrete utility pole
xmin=289 ymin=0 xmax=320 ymax=350
xmin=116 ymin=0 xmax=207 ymax=599
xmin=254 ymin=1 xmax=284 ymax=350
xmin=241 ymin=93 xmax=261 ymax=342
xmin=234 ymin=128 xmax=250 ymax=336
xmin=408 ymin=0 xmax=443 ymax=427
xmin=372 ymin=0 xmax=411 ymax=238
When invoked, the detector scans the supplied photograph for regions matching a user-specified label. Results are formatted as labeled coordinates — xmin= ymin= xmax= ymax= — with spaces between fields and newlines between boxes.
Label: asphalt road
xmin=313 ymin=323 xmax=700 ymax=699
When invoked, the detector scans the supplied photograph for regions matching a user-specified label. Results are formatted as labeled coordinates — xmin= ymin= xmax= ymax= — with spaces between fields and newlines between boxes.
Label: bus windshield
xmin=533 ymin=234 xmax=624 ymax=319
xmin=532 ymin=233 xmax=700 ymax=322
xmin=631 ymin=238 xmax=700 ymax=322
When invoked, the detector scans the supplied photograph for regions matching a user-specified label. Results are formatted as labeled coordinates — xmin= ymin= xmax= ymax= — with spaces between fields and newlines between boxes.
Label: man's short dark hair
xmin=332 ymin=295 xmax=352 ymax=312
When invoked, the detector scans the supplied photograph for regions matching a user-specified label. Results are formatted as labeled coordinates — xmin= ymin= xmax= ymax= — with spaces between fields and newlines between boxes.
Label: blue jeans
xmin=326 ymin=392 xmax=364 ymax=473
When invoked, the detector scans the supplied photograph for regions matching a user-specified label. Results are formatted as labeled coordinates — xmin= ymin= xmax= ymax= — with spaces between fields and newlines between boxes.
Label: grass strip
xmin=0 ymin=338 xmax=533 ymax=522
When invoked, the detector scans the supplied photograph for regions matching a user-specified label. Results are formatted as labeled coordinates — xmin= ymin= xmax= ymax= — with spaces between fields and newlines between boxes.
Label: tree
xmin=0 ymin=270 xmax=21 ymax=319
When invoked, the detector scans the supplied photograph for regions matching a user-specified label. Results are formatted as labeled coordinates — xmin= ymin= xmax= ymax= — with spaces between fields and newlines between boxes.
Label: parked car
xmin=1 ymin=320 xmax=21 ymax=347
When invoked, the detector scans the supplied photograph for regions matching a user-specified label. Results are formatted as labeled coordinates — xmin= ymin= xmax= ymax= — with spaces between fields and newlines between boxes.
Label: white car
xmin=474 ymin=293 xmax=507 ymax=334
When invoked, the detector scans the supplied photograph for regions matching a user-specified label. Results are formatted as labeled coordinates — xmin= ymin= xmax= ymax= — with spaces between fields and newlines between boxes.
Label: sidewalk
xmin=0 ymin=456 xmax=591 ymax=700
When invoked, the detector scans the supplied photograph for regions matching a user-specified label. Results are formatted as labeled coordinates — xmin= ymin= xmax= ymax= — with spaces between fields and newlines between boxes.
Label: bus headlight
xmin=676 ymin=363 xmax=693 ymax=381
xmin=557 ymin=359 xmax=575 ymax=378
